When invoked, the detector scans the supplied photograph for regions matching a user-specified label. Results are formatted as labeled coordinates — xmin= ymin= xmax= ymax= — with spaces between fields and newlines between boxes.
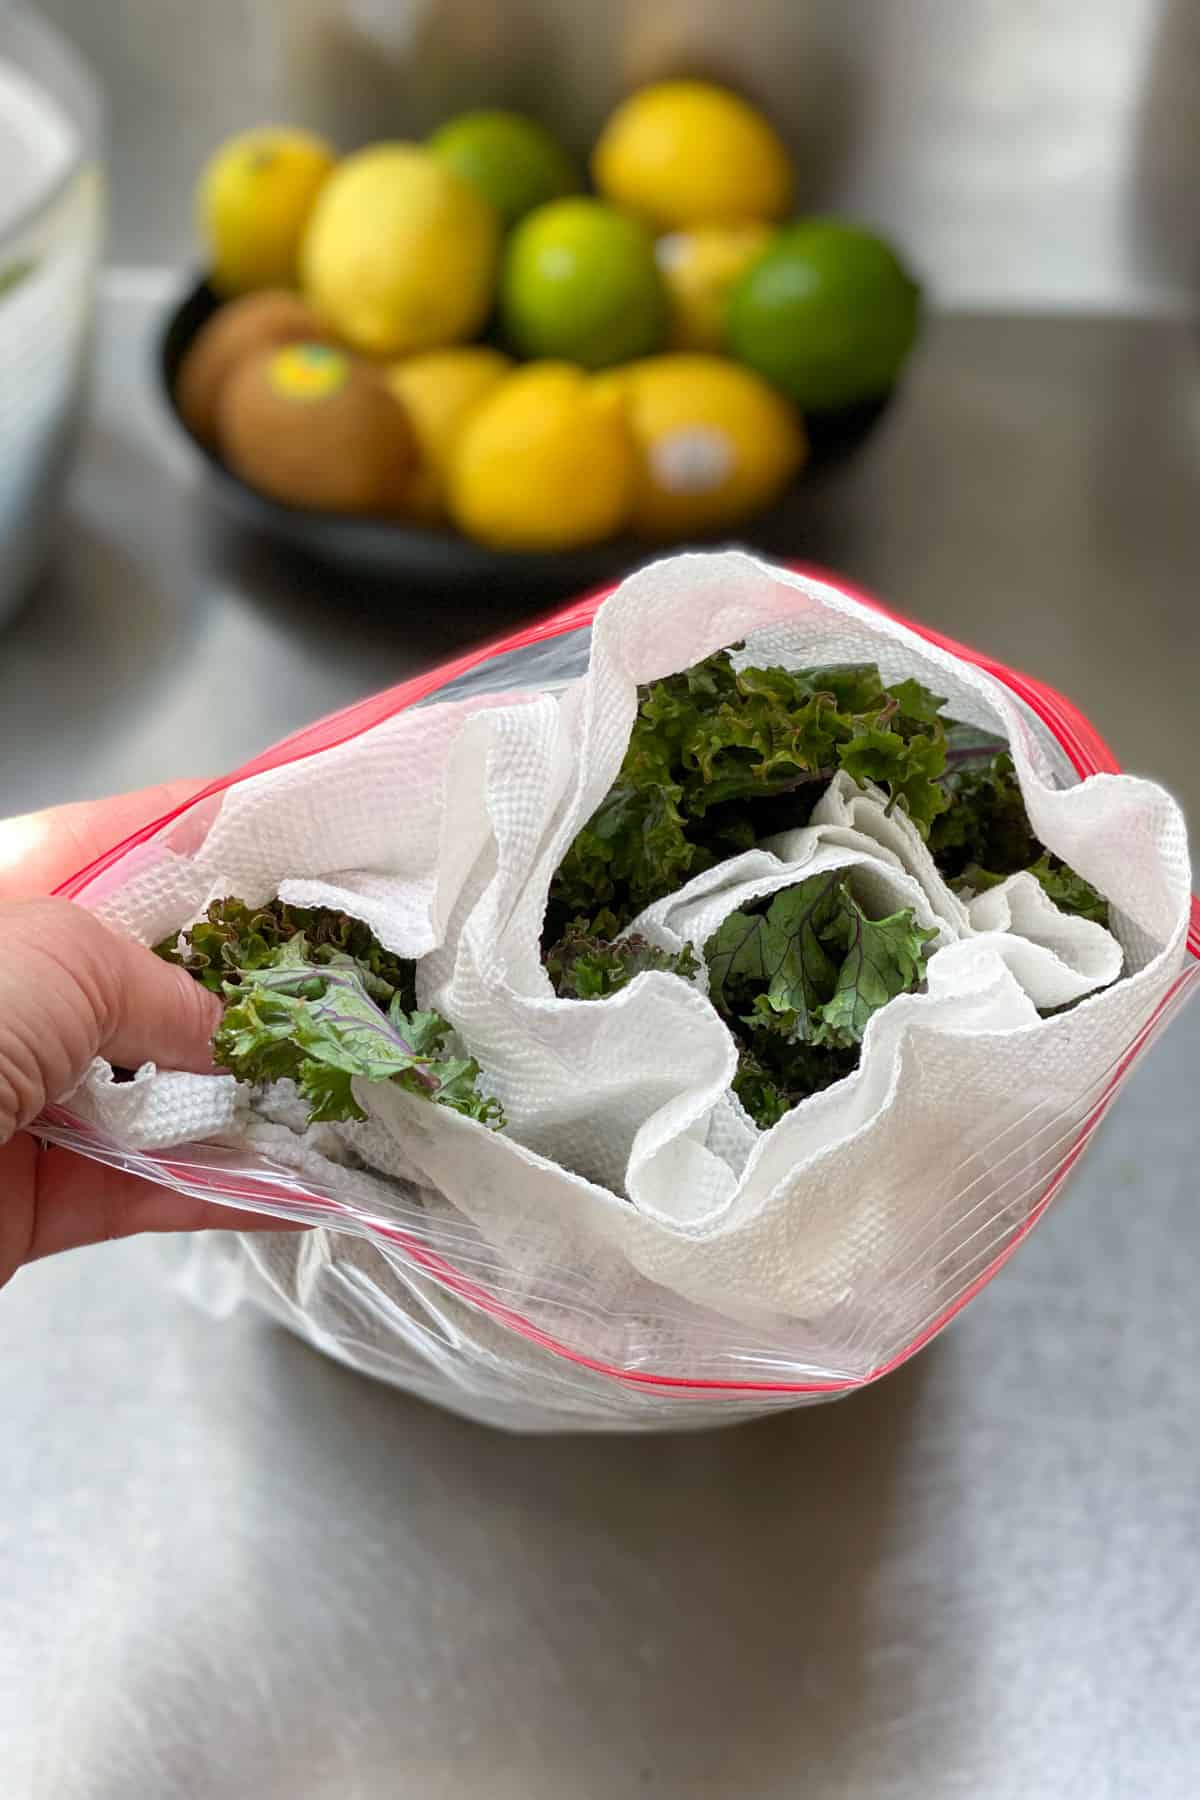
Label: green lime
xmin=727 ymin=218 xmax=921 ymax=411
xmin=500 ymin=198 xmax=667 ymax=369
xmin=429 ymin=110 xmax=580 ymax=229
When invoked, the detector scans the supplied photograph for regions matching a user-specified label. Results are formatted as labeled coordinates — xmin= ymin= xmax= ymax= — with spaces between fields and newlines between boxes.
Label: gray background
xmin=35 ymin=0 xmax=1200 ymax=309
xmin=3 ymin=4 xmax=1200 ymax=1796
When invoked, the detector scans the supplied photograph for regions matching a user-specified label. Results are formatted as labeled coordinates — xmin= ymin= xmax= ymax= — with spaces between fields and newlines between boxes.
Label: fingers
xmin=93 ymin=920 xmax=223 ymax=1076
xmin=7 ymin=1138 xmax=303 ymax=1275
xmin=0 ymin=785 xmax=312 ymax=1292
xmin=0 ymin=780 xmax=209 ymax=900
xmin=0 ymin=901 xmax=223 ymax=1141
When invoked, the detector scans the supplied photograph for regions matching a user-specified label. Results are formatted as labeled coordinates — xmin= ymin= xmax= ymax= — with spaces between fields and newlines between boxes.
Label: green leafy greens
xmin=704 ymin=873 xmax=937 ymax=1127
xmin=930 ymin=752 xmax=1108 ymax=925
xmin=157 ymin=648 xmax=1111 ymax=1144
xmin=544 ymin=651 xmax=952 ymax=944
xmin=156 ymin=898 xmax=501 ymax=1128
xmin=540 ymin=648 xmax=1111 ymax=1130
xmin=545 ymin=927 xmax=700 ymax=1000
xmin=156 ymin=896 xmax=417 ymax=1002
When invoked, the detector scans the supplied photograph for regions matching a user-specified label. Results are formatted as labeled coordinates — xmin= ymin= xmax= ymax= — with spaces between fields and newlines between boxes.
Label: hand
xmin=0 ymin=782 xmax=297 ymax=1290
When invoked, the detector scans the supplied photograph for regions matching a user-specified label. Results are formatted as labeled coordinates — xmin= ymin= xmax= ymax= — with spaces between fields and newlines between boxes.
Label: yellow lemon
xmin=385 ymin=347 xmax=512 ymax=524
xmin=300 ymin=143 xmax=499 ymax=356
xmin=199 ymin=126 xmax=336 ymax=295
xmin=656 ymin=222 xmax=774 ymax=351
xmin=595 ymin=354 xmax=805 ymax=540
xmin=592 ymin=81 xmax=793 ymax=231
xmin=450 ymin=363 xmax=635 ymax=551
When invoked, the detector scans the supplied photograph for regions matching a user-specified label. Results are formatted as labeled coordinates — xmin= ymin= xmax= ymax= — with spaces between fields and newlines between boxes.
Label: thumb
xmin=95 ymin=919 xmax=223 ymax=1075
xmin=0 ymin=901 xmax=221 ymax=1140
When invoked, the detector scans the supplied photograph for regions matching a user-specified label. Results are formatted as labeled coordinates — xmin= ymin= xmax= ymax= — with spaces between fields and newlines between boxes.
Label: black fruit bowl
xmin=160 ymin=278 xmax=893 ymax=598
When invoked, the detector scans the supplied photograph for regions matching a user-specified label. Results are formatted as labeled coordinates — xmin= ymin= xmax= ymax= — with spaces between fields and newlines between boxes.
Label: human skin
xmin=0 ymin=782 xmax=293 ymax=1291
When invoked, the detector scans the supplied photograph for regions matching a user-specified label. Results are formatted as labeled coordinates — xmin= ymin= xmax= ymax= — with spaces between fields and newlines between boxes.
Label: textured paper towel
xmin=65 ymin=551 xmax=1193 ymax=1385
xmin=636 ymin=772 xmax=1122 ymax=1019
xmin=68 ymin=1059 xmax=244 ymax=1151
xmin=88 ymin=687 xmax=554 ymax=957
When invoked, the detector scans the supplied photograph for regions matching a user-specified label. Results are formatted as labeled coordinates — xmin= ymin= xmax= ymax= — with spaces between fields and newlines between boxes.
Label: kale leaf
xmin=155 ymin=895 xmax=417 ymax=1007
xmin=706 ymin=872 xmax=937 ymax=1050
xmin=542 ymin=870 xmax=934 ymax=1131
xmin=929 ymin=751 xmax=1038 ymax=879
xmin=544 ymin=927 xmax=700 ymax=999
xmin=157 ymin=900 xmax=501 ymax=1128
xmin=931 ymin=752 xmax=1109 ymax=925
xmin=545 ymin=651 xmax=951 ymax=940
xmin=730 ymin=1040 xmax=860 ymax=1128
xmin=813 ymin=900 xmax=940 ymax=1048
xmin=540 ymin=646 xmax=1111 ymax=1130
xmin=704 ymin=872 xmax=937 ymax=1128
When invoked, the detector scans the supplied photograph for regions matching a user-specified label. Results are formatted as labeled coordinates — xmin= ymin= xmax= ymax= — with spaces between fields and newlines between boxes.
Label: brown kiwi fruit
xmin=216 ymin=342 xmax=418 ymax=515
xmin=175 ymin=290 xmax=333 ymax=446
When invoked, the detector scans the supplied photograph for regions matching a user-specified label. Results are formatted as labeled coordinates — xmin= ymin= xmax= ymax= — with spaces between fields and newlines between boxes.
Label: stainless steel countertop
xmin=2 ymin=279 xmax=1198 ymax=1799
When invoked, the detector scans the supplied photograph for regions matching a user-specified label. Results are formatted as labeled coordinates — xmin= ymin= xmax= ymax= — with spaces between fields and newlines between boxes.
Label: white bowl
xmin=0 ymin=4 xmax=104 ymax=626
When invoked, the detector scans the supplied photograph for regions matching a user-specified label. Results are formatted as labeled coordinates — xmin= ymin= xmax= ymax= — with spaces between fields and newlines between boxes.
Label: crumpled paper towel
xmin=65 ymin=551 xmax=1193 ymax=1389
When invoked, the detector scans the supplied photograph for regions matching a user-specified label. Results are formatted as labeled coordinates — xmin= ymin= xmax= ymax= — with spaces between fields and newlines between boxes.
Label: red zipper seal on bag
xmin=51 ymin=565 xmax=1200 ymax=1396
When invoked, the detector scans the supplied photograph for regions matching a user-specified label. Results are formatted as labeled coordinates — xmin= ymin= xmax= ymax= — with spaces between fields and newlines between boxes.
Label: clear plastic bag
xmin=38 ymin=562 xmax=1200 ymax=1432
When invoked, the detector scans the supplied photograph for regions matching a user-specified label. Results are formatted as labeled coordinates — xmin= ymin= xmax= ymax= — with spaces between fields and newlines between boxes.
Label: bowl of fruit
xmin=162 ymin=82 xmax=922 ymax=593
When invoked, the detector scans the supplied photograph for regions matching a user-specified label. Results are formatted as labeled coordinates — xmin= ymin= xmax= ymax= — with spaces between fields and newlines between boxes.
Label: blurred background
xmin=33 ymin=0 xmax=1200 ymax=308
xmin=2 ymin=0 xmax=1198 ymax=819
xmin=4 ymin=11 xmax=1200 ymax=1797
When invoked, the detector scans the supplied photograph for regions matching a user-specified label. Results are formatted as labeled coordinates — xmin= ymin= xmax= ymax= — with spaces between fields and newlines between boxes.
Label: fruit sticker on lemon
xmin=596 ymin=355 xmax=804 ymax=540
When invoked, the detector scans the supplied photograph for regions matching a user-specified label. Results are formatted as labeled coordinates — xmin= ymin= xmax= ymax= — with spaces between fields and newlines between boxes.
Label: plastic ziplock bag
xmin=37 ymin=555 xmax=1200 ymax=1432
